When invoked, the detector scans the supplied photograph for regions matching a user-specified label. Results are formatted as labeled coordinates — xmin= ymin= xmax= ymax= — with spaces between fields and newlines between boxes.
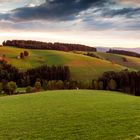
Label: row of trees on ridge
xmin=107 ymin=49 xmax=140 ymax=58
xmin=3 ymin=40 xmax=97 ymax=52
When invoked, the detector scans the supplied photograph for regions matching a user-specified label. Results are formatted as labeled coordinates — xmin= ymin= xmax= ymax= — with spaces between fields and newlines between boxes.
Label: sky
xmin=0 ymin=0 xmax=140 ymax=48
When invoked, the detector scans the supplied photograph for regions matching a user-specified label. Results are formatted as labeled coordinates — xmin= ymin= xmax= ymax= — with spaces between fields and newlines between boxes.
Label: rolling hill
xmin=97 ymin=47 xmax=140 ymax=54
xmin=93 ymin=52 xmax=140 ymax=71
xmin=1 ymin=46 xmax=140 ymax=80
xmin=0 ymin=90 xmax=140 ymax=140
xmin=0 ymin=46 xmax=127 ymax=80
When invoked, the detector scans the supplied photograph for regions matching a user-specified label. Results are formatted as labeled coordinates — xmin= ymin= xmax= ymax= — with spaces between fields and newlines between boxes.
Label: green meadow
xmin=0 ymin=90 xmax=140 ymax=140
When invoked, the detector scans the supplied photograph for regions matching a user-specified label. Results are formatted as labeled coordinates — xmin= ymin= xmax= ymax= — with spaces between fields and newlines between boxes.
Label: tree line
xmin=107 ymin=49 xmax=140 ymax=58
xmin=3 ymin=40 xmax=97 ymax=52
xmin=96 ymin=70 xmax=140 ymax=96
xmin=18 ymin=65 xmax=70 ymax=87
xmin=1 ymin=60 xmax=140 ymax=96
xmin=37 ymin=71 xmax=140 ymax=96
xmin=0 ymin=61 xmax=70 ymax=88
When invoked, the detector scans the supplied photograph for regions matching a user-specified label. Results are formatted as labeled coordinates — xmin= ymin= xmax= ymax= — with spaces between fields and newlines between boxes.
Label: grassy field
xmin=0 ymin=46 xmax=127 ymax=80
xmin=0 ymin=90 xmax=140 ymax=140
xmin=94 ymin=52 xmax=140 ymax=71
xmin=1 ymin=46 xmax=140 ymax=80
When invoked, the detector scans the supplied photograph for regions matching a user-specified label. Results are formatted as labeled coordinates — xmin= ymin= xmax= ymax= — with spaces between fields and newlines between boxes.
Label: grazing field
xmin=0 ymin=46 xmax=126 ymax=80
xmin=0 ymin=90 xmax=140 ymax=140
xmin=94 ymin=52 xmax=140 ymax=71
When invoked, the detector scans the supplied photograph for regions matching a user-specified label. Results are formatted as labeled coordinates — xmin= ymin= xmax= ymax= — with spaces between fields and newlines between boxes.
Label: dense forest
xmin=0 ymin=60 xmax=70 ymax=86
xmin=18 ymin=65 xmax=70 ymax=87
xmin=107 ymin=49 xmax=140 ymax=58
xmin=3 ymin=40 xmax=97 ymax=52
xmin=97 ymin=70 xmax=140 ymax=96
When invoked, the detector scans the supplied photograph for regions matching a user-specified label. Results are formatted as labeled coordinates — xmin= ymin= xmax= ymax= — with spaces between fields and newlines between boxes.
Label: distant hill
xmin=1 ymin=43 xmax=140 ymax=80
xmin=97 ymin=47 xmax=140 ymax=53
xmin=115 ymin=47 xmax=140 ymax=54
xmin=96 ymin=47 xmax=110 ymax=52
xmin=107 ymin=49 xmax=140 ymax=58
xmin=0 ymin=46 xmax=127 ymax=80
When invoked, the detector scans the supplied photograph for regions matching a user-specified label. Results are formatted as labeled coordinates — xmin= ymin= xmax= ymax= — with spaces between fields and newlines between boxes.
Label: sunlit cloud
xmin=119 ymin=0 xmax=140 ymax=6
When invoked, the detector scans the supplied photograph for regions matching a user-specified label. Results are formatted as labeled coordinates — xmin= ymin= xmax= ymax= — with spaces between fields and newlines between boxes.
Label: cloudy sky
xmin=0 ymin=0 xmax=140 ymax=48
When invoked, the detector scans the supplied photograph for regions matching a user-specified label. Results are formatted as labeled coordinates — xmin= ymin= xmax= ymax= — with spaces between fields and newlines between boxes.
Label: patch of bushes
xmin=84 ymin=52 xmax=101 ymax=59
xmin=26 ymin=86 xmax=33 ymax=93
xmin=18 ymin=51 xmax=29 ymax=59
xmin=0 ymin=81 xmax=17 ymax=95
xmin=122 ymin=57 xmax=128 ymax=62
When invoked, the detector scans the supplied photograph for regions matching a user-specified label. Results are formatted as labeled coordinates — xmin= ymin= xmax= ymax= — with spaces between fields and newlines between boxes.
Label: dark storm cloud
xmin=0 ymin=0 xmax=139 ymax=22
xmin=0 ymin=0 xmax=139 ymax=31
xmin=102 ymin=7 xmax=140 ymax=18
xmin=0 ymin=0 xmax=112 ymax=21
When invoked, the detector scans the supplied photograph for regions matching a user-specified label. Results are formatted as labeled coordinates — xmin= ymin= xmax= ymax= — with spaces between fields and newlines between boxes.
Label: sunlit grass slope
xmin=0 ymin=90 xmax=140 ymax=140
xmin=94 ymin=52 xmax=140 ymax=71
xmin=0 ymin=46 xmax=126 ymax=80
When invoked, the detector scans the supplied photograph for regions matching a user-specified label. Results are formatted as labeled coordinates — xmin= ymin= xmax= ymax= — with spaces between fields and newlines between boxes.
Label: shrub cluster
xmin=26 ymin=80 xmax=95 ymax=93
xmin=84 ymin=52 xmax=101 ymax=59
xmin=19 ymin=51 xmax=29 ymax=59
xmin=0 ymin=81 xmax=17 ymax=95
